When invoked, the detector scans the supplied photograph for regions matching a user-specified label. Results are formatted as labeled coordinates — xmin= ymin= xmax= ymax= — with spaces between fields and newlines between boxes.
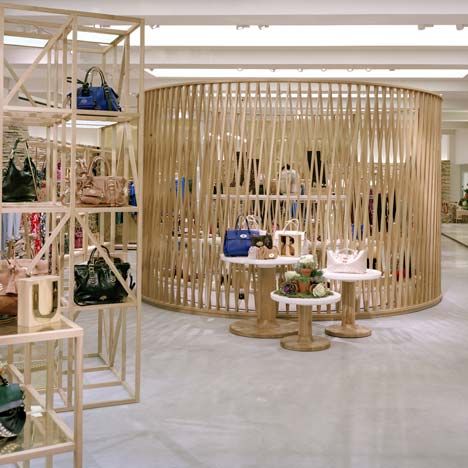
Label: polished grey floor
xmin=45 ymin=237 xmax=468 ymax=467
xmin=442 ymin=222 xmax=468 ymax=247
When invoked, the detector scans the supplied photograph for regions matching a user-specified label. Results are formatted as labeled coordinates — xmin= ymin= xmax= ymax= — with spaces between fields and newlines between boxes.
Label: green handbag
xmin=2 ymin=138 xmax=38 ymax=203
xmin=0 ymin=375 xmax=26 ymax=439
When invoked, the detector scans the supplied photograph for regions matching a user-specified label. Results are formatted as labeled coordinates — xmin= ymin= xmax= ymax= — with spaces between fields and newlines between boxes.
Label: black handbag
xmin=0 ymin=375 xmax=26 ymax=439
xmin=74 ymin=246 xmax=134 ymax=306
xmin=251 ymin=234 xmax=273 ymax=249
xmin=2 ymin=139 xmax=38 ymax=202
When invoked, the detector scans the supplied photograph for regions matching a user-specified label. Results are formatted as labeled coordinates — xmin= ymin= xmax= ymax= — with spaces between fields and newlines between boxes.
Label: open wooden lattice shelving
xmin=0 ymin=1 xmax=144 ymax=435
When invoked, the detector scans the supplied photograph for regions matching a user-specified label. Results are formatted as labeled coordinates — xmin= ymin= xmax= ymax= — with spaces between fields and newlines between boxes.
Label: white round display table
xmin=221 ymin=254 xmax=299 ymax=338
xmin=323 ymin=268 xmax=382 ymax=338
xmin=271 ymin=292 xmax=341 ymax=351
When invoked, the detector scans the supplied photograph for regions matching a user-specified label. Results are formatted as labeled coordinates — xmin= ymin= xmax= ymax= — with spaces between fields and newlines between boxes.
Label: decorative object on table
xmin=223 ymin=215 xmax=260 ymax=257
xmin=2 ymin=138 xmax=39 ymax=203
xmin=327 ymin=248 xmax=367 ymax=274
xmin=74 ymin=246 xmax=134 ymax=306
xmin=0 ymin=374 xmax=26 ymax=439
xmin=16 ymin=275 xmax=60 ymax=329
xmin=297 ymin=275 xmax=311 ymax=293
xmin=250 ymin=234 xmax=273 ymax=249
xmin=245 ymin=215 xmax=266 ymax=234
xmin=279 ymin=280 xmax=298 ymax=295
xmin=257 ymin=246 xmax=279 ymax=260
xmin=294 ymin=254 xmax=316 ymax=276
xmin=70 ymin=66 xmax=121 ymax=111
xmin=276 ymin=254 xmax=332 ymax=298
xmin=310 ymin=282 xmax=328 ymax=298
xmin=76 ymin=156 xmax=127 ymax=207
xmin=274 ymin=219 xmax=304 ymax=257
xmin=458 ymin=184 xmax=468 ymax=209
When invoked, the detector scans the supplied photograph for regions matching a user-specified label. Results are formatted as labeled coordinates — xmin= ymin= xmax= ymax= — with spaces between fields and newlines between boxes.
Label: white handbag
xmin=327 ymin=249 xmax=367 ymax=274
xmin=273 ymin=219 xmax=304 ymax=257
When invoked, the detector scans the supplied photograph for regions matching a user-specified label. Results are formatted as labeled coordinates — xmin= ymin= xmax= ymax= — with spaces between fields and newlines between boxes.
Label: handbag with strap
xmin=0 ymin=375 xmax=26 ymax=439
xmin=327 ymin=248 xmax=367 ymax=274
xmin=2 ymin=139 xmax=38 ymax=203
xmin=223 ymin=215 xmax=260 ymax=257
xmin=76 ymin=156 xmax=127 ymax=206
xmin=74 ymin=246 xmax=135 ymax=306
xmin=0 ymin=254 xmax=49 ymax=318
xmin=72 ymin=66 xmax=121 ymax=111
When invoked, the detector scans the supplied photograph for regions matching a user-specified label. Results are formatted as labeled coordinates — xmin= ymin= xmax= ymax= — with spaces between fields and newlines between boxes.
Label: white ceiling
xmin=5 ymin=0 xmax=468 ymax=126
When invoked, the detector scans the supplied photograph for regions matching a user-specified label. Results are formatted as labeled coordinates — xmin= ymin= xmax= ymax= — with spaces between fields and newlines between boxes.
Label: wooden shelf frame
xmin=0 ymin=3 xmax=144 ymax=412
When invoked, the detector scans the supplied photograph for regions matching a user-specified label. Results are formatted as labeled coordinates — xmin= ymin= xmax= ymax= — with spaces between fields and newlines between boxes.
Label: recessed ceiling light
xmin=145 ymin=68 xmax=468 ymax=79
xmin=137 ymin=25 xmax=468 ymax=47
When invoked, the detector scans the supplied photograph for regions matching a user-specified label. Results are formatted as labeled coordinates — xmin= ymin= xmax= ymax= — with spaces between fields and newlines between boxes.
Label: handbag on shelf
xmin=274 ymin=219 xmax=305 ymax=257
xmin=327 ymin=248 xmax=367 ymax=274
xmin=0 ymin=375 xmax=26 ymax=439
xmin=2 ymin=138 xmax=39 ymax=203
xmin=76 ymin=156 xmax=127 ymax=207
xmin=74 ymin=246 xmax=135 ymax=306
xmin=223 ymin=215 xmax=260 ymax=257
xmin=0 ymin=254 xmax=49 ymax=318
xmin=71 ymin=66 xmax=121 ymax=111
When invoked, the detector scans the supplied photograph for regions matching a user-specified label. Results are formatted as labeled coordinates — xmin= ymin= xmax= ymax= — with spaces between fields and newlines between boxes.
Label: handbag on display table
xmin=74 ymin=246 xmax=135 ymax=306
xmin=2 ymin=138 xmax=39 ymax=203
xmin=326 ymin=248 xmax=367 ymax=274
xmin=274 ymin=219 xmax=305 ymax=257
xmin=76 ymin=156 xmax=127 ymax=207
xmin=223 ymin=215 xmax=260 ymax=257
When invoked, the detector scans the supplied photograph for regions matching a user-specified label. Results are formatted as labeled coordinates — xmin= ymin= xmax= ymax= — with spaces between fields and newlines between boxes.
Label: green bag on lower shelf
xmin=0 ymin=376 xmax=26 ymax=439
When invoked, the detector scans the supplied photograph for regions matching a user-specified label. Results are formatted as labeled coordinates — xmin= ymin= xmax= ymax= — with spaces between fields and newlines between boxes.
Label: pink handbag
xmin=77 ymin=156 xmax=127 ymax=207
xmin=0 ymin=258 xmax=49 ymax=295
xmin=326 ymin=249 xmax=367 ymax=274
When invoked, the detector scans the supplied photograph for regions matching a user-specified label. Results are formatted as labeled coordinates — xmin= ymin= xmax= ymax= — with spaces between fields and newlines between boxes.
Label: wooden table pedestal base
xmin=325 ymin=281 xmax=372 ymax=338
xmin=230 ymin=319 xmax=298 ymax=339
xmin=280 ymin=305 xmax=330 ymax=352
xmin=229 ymin=267 xmax=298 ymax=339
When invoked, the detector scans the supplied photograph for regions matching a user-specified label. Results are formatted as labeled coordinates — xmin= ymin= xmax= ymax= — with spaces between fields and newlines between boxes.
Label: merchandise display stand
xmin=221 ymin=255 xmax=299 ymax=338
xmin=271 ymin=292 xmax=341 ymax=351
xmin=0 ymin=318 xmax=83 ymax=467
xmin=323 ymin=269 xmax=382 ymax=338
xmin=0 ymin=4 xmax=144 ymax=410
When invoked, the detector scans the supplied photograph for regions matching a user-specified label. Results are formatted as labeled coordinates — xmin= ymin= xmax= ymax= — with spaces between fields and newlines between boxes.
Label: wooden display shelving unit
xmin=0 ymin=318 xmax=83 ymax=467
xmin=0 ymin=3 xmax=144 ymax=412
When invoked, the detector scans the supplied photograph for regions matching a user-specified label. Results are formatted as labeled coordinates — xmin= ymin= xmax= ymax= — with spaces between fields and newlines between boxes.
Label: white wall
xmin=28 ymin=126 xmax=100 ymax=147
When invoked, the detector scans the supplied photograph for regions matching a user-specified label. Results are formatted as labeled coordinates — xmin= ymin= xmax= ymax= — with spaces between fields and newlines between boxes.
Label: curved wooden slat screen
xmin=143 ymin=80 xmax=442 ymax=319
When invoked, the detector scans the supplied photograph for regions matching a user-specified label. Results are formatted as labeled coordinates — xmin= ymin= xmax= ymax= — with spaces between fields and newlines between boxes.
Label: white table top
xmin=322 ymin=268 xmax=382 ymax=282
xmin=221 ymin=254 xmax=299 ymax=268
xmin=271 ymin=291 xmax=341 ymax=306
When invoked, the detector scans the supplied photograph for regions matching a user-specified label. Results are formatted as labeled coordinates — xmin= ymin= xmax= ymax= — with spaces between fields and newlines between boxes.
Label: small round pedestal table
xmin=221 ymin=255 xmax=299 ymax=338
xmin=323 ymin=269 xmax=382 ymax=338
xmin=271 ymin=291 xmax=341 ymax=351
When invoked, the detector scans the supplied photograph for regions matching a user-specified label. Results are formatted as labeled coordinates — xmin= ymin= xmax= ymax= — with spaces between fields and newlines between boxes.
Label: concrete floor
xmin=32 ymin=236 xmax=468 ymax=467
xmin=442 ymin=223 xmax=468 ymax=248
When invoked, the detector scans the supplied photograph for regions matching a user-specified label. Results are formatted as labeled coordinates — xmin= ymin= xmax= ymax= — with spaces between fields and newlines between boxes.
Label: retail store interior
xmin=0 ymin=1 xmax=468 ymax=467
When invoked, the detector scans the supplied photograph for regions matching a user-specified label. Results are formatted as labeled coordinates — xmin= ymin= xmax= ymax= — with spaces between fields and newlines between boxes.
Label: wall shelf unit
xmin=0 ymin=2 xmax=144 ymax=414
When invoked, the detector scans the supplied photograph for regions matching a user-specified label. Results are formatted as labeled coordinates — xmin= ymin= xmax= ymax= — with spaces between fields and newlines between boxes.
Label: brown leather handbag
xmin=0 ymin=257 xmax=49 ymax=317
xmin=76 ymin=156 xmax=127 ymax=206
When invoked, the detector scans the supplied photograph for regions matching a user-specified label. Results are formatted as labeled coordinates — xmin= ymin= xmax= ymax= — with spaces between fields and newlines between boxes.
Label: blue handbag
xmin=72 ymin=67 xmax=121 ymax=111
xmin=223 ymin=216 xmax=259 ymax=257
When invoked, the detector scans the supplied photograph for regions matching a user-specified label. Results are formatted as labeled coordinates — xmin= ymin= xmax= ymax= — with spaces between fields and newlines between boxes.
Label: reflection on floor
xmin=442 ymin=223 xmax=468 ymax=247
xmin=18 ymin=236 xmax=468 ymax=468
